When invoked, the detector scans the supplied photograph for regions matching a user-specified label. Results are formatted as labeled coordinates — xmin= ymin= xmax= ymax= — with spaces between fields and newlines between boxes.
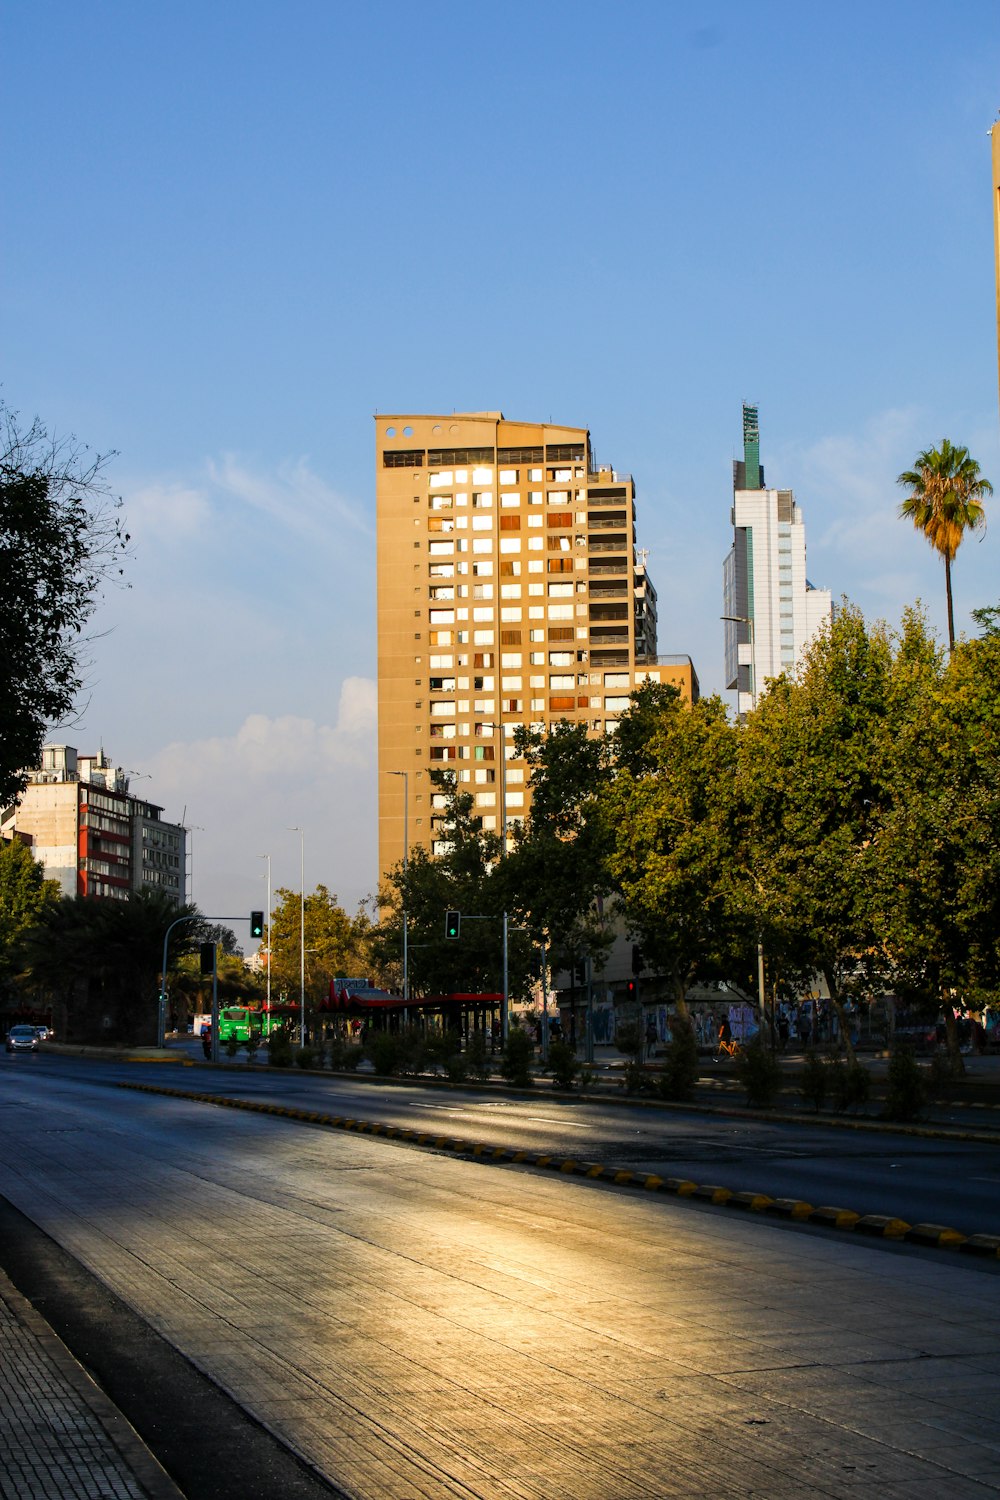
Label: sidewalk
xmin=0 ymin=1268 xmax=183 ymax=1500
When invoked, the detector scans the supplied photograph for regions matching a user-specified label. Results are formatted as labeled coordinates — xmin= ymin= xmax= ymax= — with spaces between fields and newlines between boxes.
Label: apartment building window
xmin=499 ymin=515 xmax=520 ymax=531
xmin=500 ymin=492 xmax=520 ymax=506
xmin=499 ymin=469 xmax=518 ymax=484
xmin=471 ymin=491 xmax=493 ymax=507
xmin=500 ymin=559 xmax=520 ymax=575
xmin=548 ymin=513 xmax=572 ymax=529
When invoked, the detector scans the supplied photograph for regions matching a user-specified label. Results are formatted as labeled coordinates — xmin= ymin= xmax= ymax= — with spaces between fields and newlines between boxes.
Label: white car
xmin=34 ymin=1025 xmax=52 ymax=1041
xmin=6 ymin=1025 xmax=39 ymax=1053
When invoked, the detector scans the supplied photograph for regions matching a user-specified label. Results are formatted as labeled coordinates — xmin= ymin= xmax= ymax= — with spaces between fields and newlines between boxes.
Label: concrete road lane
xmin=2 ymin=1067 xmax=1000 ymax=1498
xmin=31 ymin=1052 xmax=1000 ymax=1238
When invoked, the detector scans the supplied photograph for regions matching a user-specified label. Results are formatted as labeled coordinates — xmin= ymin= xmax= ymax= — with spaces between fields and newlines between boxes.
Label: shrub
xmin=444 ymin=1051 xmax=469 ymax=1083
xmin=225 ymin=1035 xmax=240 ymax=1059
xmin=243 ymin=1035 xmax=261 ymax=1065
xmin=547 ymin=1038 xmax=580 ymax=1091
xmin=396 ymin=1027 xmax=428 ymax=1076
xmin=884 ymin=1045 xmax=926 ymax=1122
xmin=294 ymin=1045 xmax=319 ymax=1069
xmin=623 ymin=1060 xmax=651 ymax=1095
xmin=365 ymin=1030 xmax=402 ymax=1076
xmin=736 ymin=1036 xmax=782 ymax=1108
xmin=326 ymin=1036 xmax=361 ymax=1071
xmin=830 ymin=1060 xmax=871 ymax=1113
xmin=657 ymin=1016 xmax=700 ymax=1101
xmin=500 ymin=1025 xmax=534 ymax=1087
xmin=800 ymin=1051 xmax=828 ymax=1112
xmin=466 ymin=1031 xmax=491 ymax=1080
xmin=615 ymin=1020 xmax=643 ymax=1062
xmin=267 ymin=1028 xmax=293 ymax=1068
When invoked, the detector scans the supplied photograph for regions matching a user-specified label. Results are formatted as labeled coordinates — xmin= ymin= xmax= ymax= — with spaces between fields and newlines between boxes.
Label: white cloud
xmin=142 ymin=678 xmax=379 ymax=922
xmin=207 ymin=453 xmax=372 ymax=549
xmin=125 ymin=480 xmax=212 ymax=541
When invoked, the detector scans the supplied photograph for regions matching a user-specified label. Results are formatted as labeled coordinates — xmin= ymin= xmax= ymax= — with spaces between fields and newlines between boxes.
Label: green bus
xmin=215 ymin=1007 xmax=279 ymax=1043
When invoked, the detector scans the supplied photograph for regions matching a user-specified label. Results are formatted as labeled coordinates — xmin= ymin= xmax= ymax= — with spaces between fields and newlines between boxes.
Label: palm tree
xmin=897 ymin=439 xmax=992 ymax=652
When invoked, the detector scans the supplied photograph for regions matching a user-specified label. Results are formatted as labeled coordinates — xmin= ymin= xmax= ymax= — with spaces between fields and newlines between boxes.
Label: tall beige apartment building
xmin=376 ymin=412 xmax=697 ymax=881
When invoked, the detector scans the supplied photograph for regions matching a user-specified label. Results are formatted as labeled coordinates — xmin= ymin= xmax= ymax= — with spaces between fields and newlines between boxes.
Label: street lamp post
xmin=257 ymin=853 xmax=271 ymax=1013
xmin=289 ymin=827 xmax=305 ymax=1046
xmin=388 ymin=771 xmax=409 ymax=1017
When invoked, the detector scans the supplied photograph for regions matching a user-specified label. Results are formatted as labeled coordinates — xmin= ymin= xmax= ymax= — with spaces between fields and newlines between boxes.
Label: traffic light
xmin=631 ymin=945 xmax=643 ymax=974
xmin=445 ymin=909 xmax=461 ymax=939
xmin=574 ymin=961 xmax=587 ymax=985
xmin=199 ymin=942 xmax=216 ymax=976
xmin=626 ymin=978 xmax=638 ymax=1000
xmin=250 ymin=910 xmax=264 ymax=940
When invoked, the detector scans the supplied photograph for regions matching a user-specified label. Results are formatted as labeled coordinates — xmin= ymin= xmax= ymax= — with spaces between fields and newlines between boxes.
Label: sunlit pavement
xmin=2 ymin=1066 xmax=1000 ymax=1498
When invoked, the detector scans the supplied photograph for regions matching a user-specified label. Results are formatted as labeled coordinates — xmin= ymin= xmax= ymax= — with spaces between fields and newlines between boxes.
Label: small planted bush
xmin=800 ymin=1051 xmax=828 ymax=1113
xmin=365 ymin=1030 xmax=403 ymax=1076
xmin=267 ymin=1029 xmax=293 ymax=1068
xmin=736 ymin=1036 xmax=782 ymax=1108
xmin=883 ymin=1045 xmax=926 ymax=1122
xmin=830 ymin=1059 xmax=871 ymax=1113
xmin=465 ymin=1031 xmax=491 ymax=1081
xmin=657 ymin=1016 xmax=700 ymax=1102
xmin=547 ymin=1038 xmax=580 ymax=1091
xmin=501 ymin=1025 xmax=534 ymax=1087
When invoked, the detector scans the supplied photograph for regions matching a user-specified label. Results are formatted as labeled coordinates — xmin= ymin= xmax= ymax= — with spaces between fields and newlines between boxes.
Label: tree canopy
xmin=0 ymin=401 xmax=128 ymax=804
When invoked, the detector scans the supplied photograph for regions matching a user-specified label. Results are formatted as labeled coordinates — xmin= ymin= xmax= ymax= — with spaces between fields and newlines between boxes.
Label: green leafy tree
xmin=600 ymin=689 xmax=747 ymax=1016
xmin=25 ymin=889 xmax=201 ymax=1044
xmin=0 ymin=838 xmax=59 ymax=997
xmin=0 ymin=402 xmax=128 ymax=803
xmin=268 ymin=884 xmax=373 ymax=1007
xmin=375 ymin=770 xmax=518 ymax=999
xmin=877 ymin=616 xmax=1000 ymax=1071
xmin=897 ymin=439 xmax=991 ymax=652
xmin=738 ymin=605 xmax=897 ymax=1056
xmin=503 ymin=720 xmax=614 ymax=994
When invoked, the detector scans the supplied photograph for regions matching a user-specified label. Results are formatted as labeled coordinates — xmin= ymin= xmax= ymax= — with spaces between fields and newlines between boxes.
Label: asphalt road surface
xmin=2 ymin=1056 xmax=1000 ymax=1498
xmin=16 ymin=1051 xmax=1000 ymax=1237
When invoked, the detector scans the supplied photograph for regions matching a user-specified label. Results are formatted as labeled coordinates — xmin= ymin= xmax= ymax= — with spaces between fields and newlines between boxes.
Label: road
xmin=17 ymin=1050 xmax=1000 ymax=1237
xmin=2 ymin=1055 xmax=1000 ymax=1498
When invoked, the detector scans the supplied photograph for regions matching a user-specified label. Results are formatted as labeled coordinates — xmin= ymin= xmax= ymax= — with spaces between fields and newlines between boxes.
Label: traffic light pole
xmin=446 ymin=911 xmax=524 ymax=1045
xmin=159 ymin=913 xmax=260 ymax=1049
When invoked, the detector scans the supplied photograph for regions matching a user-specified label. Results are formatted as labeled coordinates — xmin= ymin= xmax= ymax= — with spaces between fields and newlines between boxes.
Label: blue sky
xmin=5 ymin=1 xmax=1000 ymax=931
